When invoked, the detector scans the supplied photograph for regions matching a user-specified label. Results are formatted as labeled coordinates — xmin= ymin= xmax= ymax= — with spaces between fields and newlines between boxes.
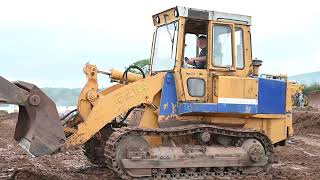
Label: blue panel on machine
xmin=258 ymin=78 xmax=286 ymax=114
xmin=159 ymin=73 xmax=178 ymax=116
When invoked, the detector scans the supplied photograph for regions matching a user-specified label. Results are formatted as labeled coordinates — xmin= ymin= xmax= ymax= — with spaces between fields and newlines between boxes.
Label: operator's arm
xmin=186 ymin=56 xmax=207 ymax=65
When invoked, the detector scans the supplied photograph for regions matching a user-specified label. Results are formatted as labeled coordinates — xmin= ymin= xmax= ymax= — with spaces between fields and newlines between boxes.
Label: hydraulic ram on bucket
xmin=0 ymin=76 xmax=66 ymax=156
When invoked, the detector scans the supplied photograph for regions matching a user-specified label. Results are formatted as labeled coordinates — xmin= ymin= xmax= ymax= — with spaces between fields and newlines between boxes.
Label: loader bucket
xmin=0 ymin=76 xmax=66 ymax=157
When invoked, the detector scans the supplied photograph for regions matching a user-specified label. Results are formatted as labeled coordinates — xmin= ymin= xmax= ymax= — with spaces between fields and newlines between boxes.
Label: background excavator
xmin=0 ymin=7 xmax=294 ymax=179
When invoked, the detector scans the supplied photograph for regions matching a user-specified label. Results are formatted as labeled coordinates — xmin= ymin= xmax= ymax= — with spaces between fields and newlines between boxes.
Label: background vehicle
xmin=291 ymin=83 xmax=309 ymax=107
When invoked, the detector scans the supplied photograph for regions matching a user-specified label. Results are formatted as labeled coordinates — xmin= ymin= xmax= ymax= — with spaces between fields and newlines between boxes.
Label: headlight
xmin=156 ymin=16 xmax=160 ymax=24
xmin=174 ymin=8 xmax=179 ymax=17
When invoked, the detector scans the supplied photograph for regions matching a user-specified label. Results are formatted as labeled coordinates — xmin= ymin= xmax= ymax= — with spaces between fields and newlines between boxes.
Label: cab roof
xmin=153 ymin=6 xmax=251 ymax=25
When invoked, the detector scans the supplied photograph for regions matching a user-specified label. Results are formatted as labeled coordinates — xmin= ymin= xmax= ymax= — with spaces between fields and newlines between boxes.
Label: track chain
xmin=104 ymin=124 xmax=274 ymax=179
xmin=83 ymin=125 xmax=114 ymax=166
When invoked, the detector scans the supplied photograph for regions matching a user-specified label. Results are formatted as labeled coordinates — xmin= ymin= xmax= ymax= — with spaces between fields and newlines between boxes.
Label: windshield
xmin=152 ymin=21 xmax=179 ymax=72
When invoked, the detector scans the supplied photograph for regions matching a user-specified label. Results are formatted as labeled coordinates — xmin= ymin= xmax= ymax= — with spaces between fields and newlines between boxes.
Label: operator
xmin=185 ymin=35 xmax=207 ymax=69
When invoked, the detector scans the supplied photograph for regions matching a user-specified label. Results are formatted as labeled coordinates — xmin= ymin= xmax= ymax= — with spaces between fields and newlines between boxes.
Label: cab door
xmin=179 ymin=32 xmax=209 ymax=102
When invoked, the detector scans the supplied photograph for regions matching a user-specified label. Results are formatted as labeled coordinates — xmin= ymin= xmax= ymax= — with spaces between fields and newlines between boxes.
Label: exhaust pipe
xmin=0 ymin=76 xmax=66 ymax=156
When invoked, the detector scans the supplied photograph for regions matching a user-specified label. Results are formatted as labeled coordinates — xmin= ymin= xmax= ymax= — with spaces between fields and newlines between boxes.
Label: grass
xmin=304 ymin=83 xmax=320 ymax=94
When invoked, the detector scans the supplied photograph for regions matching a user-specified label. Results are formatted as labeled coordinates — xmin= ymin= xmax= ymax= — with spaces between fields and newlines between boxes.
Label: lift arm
xmin=65 ymin=70 xmax=165 ymax=149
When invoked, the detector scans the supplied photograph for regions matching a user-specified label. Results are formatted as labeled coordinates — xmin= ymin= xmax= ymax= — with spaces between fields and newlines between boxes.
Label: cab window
xmin=152 ymin=21 xmax=179 ymax=72
xmin=235 ymin=27 xmax=244 ymax=69
xmin=212 ymin=25 xmax=232 ymax=67
xmin=184 ymin=33 xmax=197 ymax=63
xmin=183 ymin=20 xmax=208 ymax=69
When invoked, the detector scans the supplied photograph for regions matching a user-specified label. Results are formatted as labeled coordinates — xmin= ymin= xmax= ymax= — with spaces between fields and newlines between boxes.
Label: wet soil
xmin=293 ymin=107 xmax=320 ymax=135
xmin=0 ymin=114 xmax=119 ymax=180
xmin=0 ymin=108 xmax=320 ymax=180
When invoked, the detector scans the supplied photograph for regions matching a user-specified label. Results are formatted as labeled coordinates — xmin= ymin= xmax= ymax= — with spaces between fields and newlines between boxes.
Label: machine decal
xmin=113 ymin=82 xmax=149 ymax=112
xmin=216 ymin=103 xmax=257 ymax=114
xmin=218 ymin=98 xmax=258 ymax=105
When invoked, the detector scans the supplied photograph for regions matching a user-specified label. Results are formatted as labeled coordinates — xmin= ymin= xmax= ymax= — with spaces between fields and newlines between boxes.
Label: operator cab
xmin=151 ymin=7 xmax=251 ymax=76
xmin=150 ymin=7 xmax=255 ymax=104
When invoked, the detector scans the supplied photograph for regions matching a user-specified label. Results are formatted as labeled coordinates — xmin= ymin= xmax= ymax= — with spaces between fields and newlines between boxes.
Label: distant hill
xmin=289 ymin=71 xmax=320 ymax=85
xmin=42 ymin=88 xmax=81 ymax=106
xmin=0 ymin=87 xmax=81 ymax=107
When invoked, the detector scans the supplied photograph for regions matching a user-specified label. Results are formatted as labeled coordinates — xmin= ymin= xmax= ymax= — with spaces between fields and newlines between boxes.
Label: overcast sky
xmin=0 ymin=0 xmax=319 ymax=88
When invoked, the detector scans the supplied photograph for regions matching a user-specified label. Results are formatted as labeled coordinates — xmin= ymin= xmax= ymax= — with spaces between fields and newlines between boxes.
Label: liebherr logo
xmin=113 ymin=83 xmax=149 ymax=112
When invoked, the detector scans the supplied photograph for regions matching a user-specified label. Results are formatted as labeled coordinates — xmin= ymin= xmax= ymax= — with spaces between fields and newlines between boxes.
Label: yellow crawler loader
xmin=290 ymin=83 xmax=309 ymax=107
xmin=0 ymin=7 xmax=294 ymax=179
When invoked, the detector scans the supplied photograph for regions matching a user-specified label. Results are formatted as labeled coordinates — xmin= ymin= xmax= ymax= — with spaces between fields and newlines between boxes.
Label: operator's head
xmin=198 ymin=35 xmax=207 ymax=49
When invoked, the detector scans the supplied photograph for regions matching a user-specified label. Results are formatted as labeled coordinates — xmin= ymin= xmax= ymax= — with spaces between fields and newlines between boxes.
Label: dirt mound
xmin=307 ymin=91 xmax=320 ymax=109
xmin=293 ymin=107 xmax=320 ymax=135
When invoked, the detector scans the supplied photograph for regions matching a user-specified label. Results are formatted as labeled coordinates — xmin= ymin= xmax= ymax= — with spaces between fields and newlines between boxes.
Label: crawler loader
xmin=0 ymin=7 xmax=294 ymax=179
xmin=291 ymin=83 xmax=309 ymax=107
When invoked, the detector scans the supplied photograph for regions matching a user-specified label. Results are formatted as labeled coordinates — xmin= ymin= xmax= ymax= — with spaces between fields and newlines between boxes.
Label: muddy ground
xmin=0 ymin=108 xmax=320 ymax=180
